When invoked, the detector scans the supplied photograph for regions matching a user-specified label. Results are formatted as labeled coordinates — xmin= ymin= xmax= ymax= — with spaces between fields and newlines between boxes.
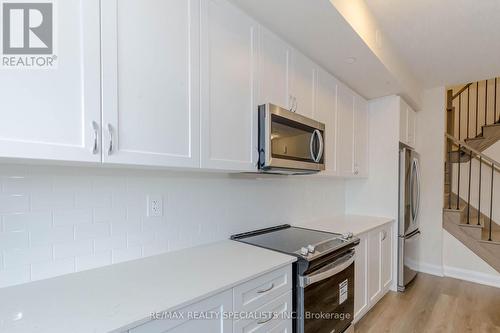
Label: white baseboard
xmin=418 ymin=262 xmax=444 ymax=277
xmin=443 ymin=266 xmax=500 ymax=288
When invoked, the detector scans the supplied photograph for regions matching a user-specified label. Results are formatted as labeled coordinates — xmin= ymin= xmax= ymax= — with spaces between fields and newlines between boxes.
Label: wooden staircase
xmin=445 ymin=78 xmax=500 ymax=274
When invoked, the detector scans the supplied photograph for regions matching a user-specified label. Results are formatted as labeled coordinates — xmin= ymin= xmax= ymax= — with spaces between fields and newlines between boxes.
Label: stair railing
xmin=447 ymin=78 xmax=499 ymax=141
xmin=445 ymin=133 xmax=498 ymax=242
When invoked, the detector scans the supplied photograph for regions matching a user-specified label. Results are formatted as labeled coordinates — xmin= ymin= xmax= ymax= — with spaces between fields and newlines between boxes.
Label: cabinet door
xmin=314 ymin=68 xmax=338 ymax=175
xmin=337 ymin=84 xmax=355 ymax=177
xmin=290 ymin=51 xmax=316 ymax=118
xmin=354 ymin=233 xmax=369 ymax=322
xmin=200 ymin=0 xmax=258 ymax=171
xmin=0 ymin=0 xmax=101 ymax=163
xmin=101 ymin=0 xmax=200 ymax=168
xmin=367 ymin=228 xmax=382 ymax=304
xmin=258 ymin=28 xmax=291 ymax=109
xmin=407 ymin=107 xmax=416 ymax=148
xmin=353 ymin=95 xmax=369 ymax=177
xmin=381 ymin=223 xmax=393 ymax=290
xmin=399 ymin=98 xmax=408 ymax=145
xmin=129 ymin=290 xmax=233 ymax=333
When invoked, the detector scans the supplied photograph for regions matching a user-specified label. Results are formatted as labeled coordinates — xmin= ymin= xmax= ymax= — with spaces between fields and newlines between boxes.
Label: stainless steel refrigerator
xmin=398 ymin=144 xmax=421 ymax=292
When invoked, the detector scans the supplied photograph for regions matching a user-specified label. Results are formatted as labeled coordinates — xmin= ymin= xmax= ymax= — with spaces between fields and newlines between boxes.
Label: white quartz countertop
xmin=294 ymin=215 xmax=395 ymax=236
xmin=0 ymin=240 xmax=296 ymax=333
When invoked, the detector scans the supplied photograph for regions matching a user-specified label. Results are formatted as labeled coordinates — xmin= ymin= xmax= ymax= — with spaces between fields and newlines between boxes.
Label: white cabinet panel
xmin=314 ymin=68 xmax=338 ymax=175
xmin=258 ymin=28 xmax=291 ymax=109
xmin=101 ymin=0 xmax=200 ymax=168
xmin=354 ymin=95 xmax=368 ymax=177
xmin=290 ymin=51 xmax=316 ymax=118
xmin=367 ymin=228 xmax=382 ymax=304
xmin=337 ymin=84 xmax=355 ymax=177
xmin=399 ymin=97 xmax=416 ymax=148
xmin=407 ymin=107 xmax=416 ymax=148
xmin=233 ymin=291 xmax=292 ymax=333
xmin=0 ymin=0 xmax=101 ymax=162
xmin=200 ymin=0 xmax=258 ymax=171
xmin=354 ymin=233 xmax=369 ymax=322
xmin=129 ymin=290 xmax=233 ymax=333
xmin=381 ymin=223 xmax=393 ymax=289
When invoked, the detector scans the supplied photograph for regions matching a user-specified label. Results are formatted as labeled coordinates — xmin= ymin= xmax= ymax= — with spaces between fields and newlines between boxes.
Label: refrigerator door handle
xmin=409 ymin=159 xmax=416 ymax=222
xmin=414 ymin=159 xmax=421 ymax=224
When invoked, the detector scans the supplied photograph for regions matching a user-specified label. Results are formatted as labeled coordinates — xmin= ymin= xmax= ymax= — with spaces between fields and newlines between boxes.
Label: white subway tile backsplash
xmin=53 ymin=209 xmax=92 ymax=226
xmin=75 ymin=223 xmax=110 ymax=240
xmin=143 ymin=240 xmax=168 ymax=257
xmin=31 ymin=191 xmax=75 ymax=210
xmin=0 ymin=165 xmax=345 ymax=288
xmin=30 ymin=226 xmax=74 ymax=246
xmin=31 ymin=258 xmax=75 ymax=281
xmin=3 ymin=212 xmax=52 ymax=232
xmin=54 ymin=240 xmax=93 ymax=259
xmin=4 ymin=246 xmax=52 ymax=268
xmin=76 ymin=251 xmax=112 ymax=271
xmin=0 ymin=231 xmax=29 ymax=250
xmin=112 ymin=246 xmax=142 ymax=264
xmin=0 ymin=265 xmax=30 ymax=286
xmin=0 ymin=194 xmax=29 ymax=213
xmin=127 ymin=231 xmax=155 ymax=247
xmin=111 ymin=221 xmax=141 ymax=235
xmin=94 ymin=235 xmax=127 ymax=252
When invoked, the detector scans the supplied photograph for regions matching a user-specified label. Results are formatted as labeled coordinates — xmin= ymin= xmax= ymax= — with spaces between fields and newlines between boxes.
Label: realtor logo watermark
xmin=1 ymin=0 xmax=57 ymax=68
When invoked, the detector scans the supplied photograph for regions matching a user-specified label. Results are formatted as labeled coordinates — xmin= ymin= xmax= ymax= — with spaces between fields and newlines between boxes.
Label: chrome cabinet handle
xmin=257 ymin=315 xmax=274 ymax=325
xmin=107 ymin=123 xmax=114 ymax=155
xmin=381 ymin=230 xmax=387 ymax=241
xmin=293 ymin=97 xmax=297 ymax=112
xmin=289 ymin=95 xmax=294 ymax=112
xmin=256 ymin=283 xmax=274 ymax=294
xmin=91 ymin=121 xmax=99 ymax=154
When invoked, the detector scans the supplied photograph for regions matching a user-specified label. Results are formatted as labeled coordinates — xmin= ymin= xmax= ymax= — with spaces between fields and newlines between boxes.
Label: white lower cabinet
xmin=354 ymin=222 xmax=394 ymax=323
xmin=125 ymin=265 xmax=292 ymax=333
xmin=128 ymin=290 xmax=233 ymax=333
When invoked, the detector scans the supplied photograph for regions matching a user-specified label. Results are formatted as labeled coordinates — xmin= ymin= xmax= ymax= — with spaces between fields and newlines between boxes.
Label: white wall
xmin=415 ymin=86 xmax=445 ymax=274
xmin=443 ymin=231 xmax=500 ymax=288
xmin=0 ymin=164 xmax=345 ymax=288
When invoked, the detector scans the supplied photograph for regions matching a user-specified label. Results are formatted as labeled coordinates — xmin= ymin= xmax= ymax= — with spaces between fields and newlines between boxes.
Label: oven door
xmin=298 ymin=251 xmax=355 ymax=333
xmin=259 ymin=103 xmax=325 ymax=172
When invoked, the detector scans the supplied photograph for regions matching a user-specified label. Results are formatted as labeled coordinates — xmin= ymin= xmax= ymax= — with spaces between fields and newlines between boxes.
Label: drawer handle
xmin=256 ymin=283 xmax=274 ymax=294
xmin=257 ymin=315 xmax=274 ymax=325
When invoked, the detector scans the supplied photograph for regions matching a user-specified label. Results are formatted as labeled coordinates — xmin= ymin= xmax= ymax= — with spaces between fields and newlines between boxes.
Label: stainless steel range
xmin=231 ymin=225 xmax=359 ymax=333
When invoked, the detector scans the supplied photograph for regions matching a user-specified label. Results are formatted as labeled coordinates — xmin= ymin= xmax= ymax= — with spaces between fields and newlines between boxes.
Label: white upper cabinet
xmin=354 ymin=94 xmax=369 ymax=177
xmin=200 ymin=0 xmax=258 ymax=171
xmin=101 ymin=0 xmax=200 ymax=168
xmin=337 ymin=84 xmax=355 ymax=177
xmin=258 ymin=27 xmax=292 ymax=109
xmin=314 ymin=68 xmax=338 ymax=175
xmin=289 ymin=51 xmax=316 ymax=118
xmin=0 ymin=0 xmax=101 ymax=163
xmin=399 ymin=97 xmax=416 ymax=148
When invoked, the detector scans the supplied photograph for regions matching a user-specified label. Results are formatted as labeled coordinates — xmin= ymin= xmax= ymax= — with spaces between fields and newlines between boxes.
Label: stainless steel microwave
xmin=258 ymin=103 xmax=325 ymax=174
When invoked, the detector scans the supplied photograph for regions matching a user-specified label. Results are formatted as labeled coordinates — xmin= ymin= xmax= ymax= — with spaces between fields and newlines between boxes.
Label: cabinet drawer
xmin=128 ymin=290 xmax=232 ymax=333
xmin=234 ymin=265 xmax=292 ymax=312
xmin=234 ymin=291 xmax=293 ymax=333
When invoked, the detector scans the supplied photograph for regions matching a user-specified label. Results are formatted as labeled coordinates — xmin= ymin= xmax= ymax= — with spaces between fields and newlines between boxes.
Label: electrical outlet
xmin=147 ymin=195 xmax=163 ymax=217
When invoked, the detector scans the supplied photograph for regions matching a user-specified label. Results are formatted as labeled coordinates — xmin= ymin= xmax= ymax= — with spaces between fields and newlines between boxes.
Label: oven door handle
xmin=299 ymin=252 xmax=355 ymax=288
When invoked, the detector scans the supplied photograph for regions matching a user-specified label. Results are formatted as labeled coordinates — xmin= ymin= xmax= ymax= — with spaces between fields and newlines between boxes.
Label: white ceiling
xmin=364 ymin=0 xmax=500 ymax=88
xmin=232 ymin=0 xmax=403 ymax=100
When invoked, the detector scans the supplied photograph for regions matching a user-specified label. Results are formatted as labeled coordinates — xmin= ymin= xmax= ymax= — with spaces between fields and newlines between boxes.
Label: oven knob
xmin=307 ymin=245 xmax=315 ymax=253
xmin=300 ymin=247 xmax=309 ymax=256
xmin=342 ymin=232 xmax=354 ymax=239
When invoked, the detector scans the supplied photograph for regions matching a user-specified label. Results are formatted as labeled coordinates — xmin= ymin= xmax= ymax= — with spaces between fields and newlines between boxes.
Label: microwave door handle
xmin=315 ymin=130 xmax=324 ymax=162
xmin=310 ymin=130 xmax=317 ymax=161
xmin=299 ymin=252 xmax=355 ymax=288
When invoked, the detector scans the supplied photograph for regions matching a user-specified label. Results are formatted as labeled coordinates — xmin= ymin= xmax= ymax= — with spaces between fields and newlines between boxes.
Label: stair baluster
xmin=467 ymin=150 xmax=472 ymax=224
xmin=489 ymin=166 xmax=494 ymax=241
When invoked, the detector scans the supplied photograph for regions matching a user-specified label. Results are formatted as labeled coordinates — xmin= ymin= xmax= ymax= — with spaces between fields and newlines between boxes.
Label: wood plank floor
xmin=355 ymin=273 xmax=500 ymax=333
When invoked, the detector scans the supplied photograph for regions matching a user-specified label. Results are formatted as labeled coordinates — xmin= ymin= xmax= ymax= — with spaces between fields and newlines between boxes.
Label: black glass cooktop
xmin=231 ymin=225 xmax=353 ymax=260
